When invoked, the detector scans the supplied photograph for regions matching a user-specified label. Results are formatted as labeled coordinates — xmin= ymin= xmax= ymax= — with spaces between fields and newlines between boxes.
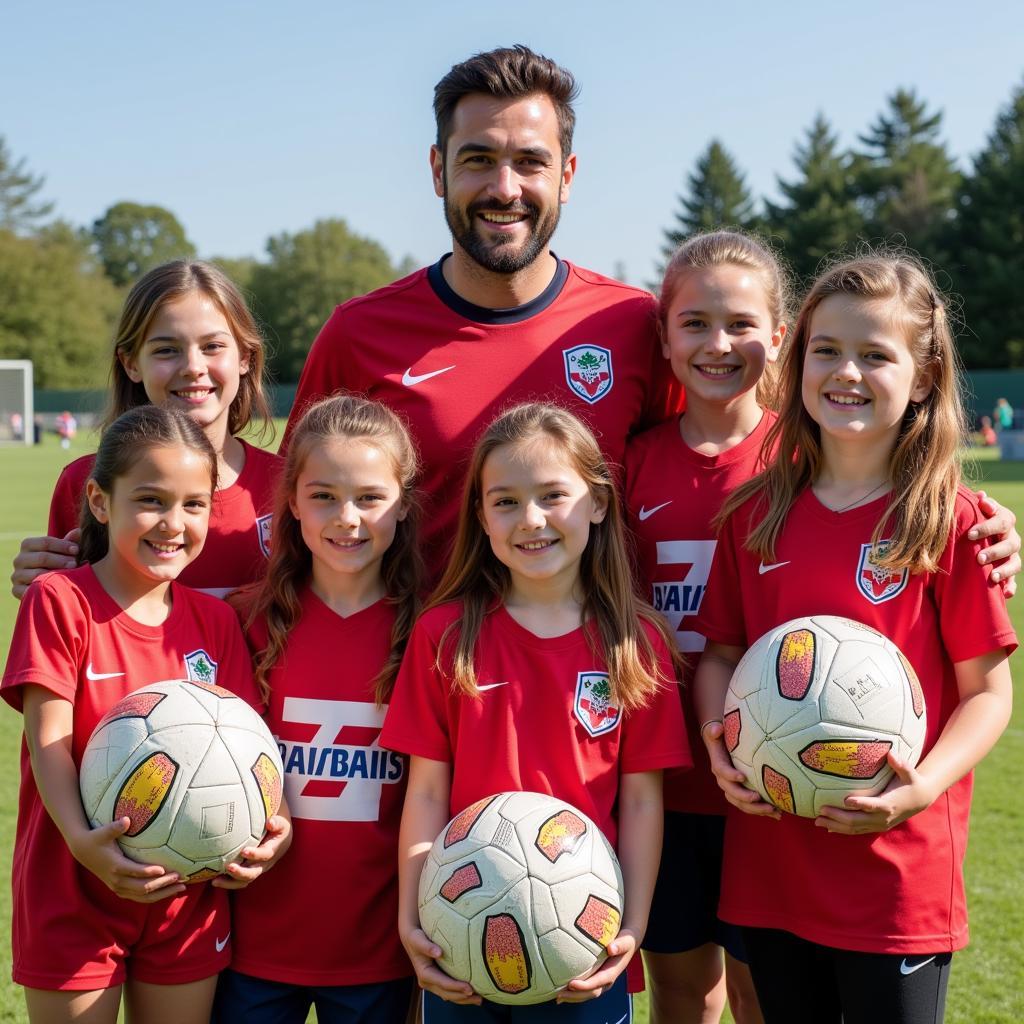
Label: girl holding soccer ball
xmin=381 ymin=403 xmax=689 ymax=1021
xmin=1 ymin=406 xmax=266 ymax=1023
xmin=213 ymin=394 xmax=424 ymax=1023
xmin=694 ymin=251 xmax=1016 ymax=1023
xmin=11 ymin=260 xmax=280 ymax=600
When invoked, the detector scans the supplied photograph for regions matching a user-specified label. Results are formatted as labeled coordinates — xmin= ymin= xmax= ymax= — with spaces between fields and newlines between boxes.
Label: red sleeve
xmin=935 ymin=492 xmax=1017 ymax=662
xmin=379 ymin=615 xmax=453 ymax=763
xmin=695 ymin=510 xmax=748 ymax=648
xmin=620 ymin=631 xmax=692 ymax=774
xmin=1 ymin=575 xmax=86 ymax=711
xmin=281 ymin=306 xmax=349 ymax=454
xmin=48 ymin=464 xmax=82 ymax=538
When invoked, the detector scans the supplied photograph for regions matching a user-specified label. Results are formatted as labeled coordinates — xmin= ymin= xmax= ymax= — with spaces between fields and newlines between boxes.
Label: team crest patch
xmin=184 ymin=649 xmax=218 ymax=685
xmin=573 ymin=672 xmax=621 ymax=737
xmin=563 ymin=345 xmax=613 ymax=404
xmin=856 ymin=541 xmax=908 ymax=604
xmin=256 ymin=513 xmax=273 ymax=558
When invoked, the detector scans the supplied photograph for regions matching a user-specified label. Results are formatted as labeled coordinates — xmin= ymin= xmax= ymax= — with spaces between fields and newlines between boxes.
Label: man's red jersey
xmin=697 ymin=486 xmax=1016 ymax=954
xmin=1 ymin=566 xmax=258 ymax=988
xmin=625 ymin=412 xmax=775 ymax=815
xmin=48 ymin=440 xmax=281 ymax=597
xmin=230 ymin=589 xmax=411 ymax=986
xmin=380 ymin=602 xmax=690 ymax=849
xmin=286 ymin=259 xmax=683 ymax=573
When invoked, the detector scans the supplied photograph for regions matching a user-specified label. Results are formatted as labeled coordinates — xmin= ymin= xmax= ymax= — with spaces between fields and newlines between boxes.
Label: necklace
xmin=832 ymin=480 xmax=889 ymax=513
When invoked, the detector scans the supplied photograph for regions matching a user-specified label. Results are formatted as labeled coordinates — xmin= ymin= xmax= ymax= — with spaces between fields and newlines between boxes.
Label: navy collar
xmin=427 ymin=253 xmax=569 ymax=325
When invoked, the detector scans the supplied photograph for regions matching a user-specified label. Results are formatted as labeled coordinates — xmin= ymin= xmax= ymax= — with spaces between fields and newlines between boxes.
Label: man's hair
xmin=433 ymin=44 xmax=579 ymax=162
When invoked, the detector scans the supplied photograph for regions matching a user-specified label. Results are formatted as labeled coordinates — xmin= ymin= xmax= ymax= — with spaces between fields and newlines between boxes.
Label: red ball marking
xmin=776 ymin=629 xmax=815 ymax=700
xmin=483 ymin=914 xmax=531 ymax=994
xmin=96 ymin=690 xmax=165 ymax=730
xmin=444 ymin=797 xmax=495 ymax=848
xmin=114 ymin=752 xmax=177 ymax=836
xmin=440 ymin=862 xmax=483 ymax=903
xmin=724 ymin=709 xmax=741 ymax=752
xmin=535 ymin=810 xmax=586 ymax=863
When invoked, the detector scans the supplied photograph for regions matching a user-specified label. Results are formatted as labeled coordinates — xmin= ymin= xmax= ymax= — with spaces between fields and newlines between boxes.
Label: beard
xmin=443 ymin=178 xmax=560 ymax=275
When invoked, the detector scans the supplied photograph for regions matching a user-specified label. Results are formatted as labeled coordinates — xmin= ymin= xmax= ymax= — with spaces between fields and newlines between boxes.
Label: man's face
xmin=431 ymin=93 xmax=576 ymax=275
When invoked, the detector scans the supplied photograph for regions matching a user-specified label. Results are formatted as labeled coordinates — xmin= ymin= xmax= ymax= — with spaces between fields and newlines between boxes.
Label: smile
xmin=145 ymin=540 xmax=184 ymax=555
xmin=827 ymin=392 xmax=869 ymax=406
xmin=479 ymin=212 xmax=526 ymax=224
xmin=696 ymin=365 xmax=739 ymax=377
xmin=326 ymin=537 xmax=366 ymax=550
xmin=517 ymin=539 xmax=557 ymax=551
xmin=173 ymin=387 xmax=214 ymax=400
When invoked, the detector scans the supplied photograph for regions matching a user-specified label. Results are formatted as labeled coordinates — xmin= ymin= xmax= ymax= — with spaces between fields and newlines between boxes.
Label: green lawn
xmin=0 ymin=434 xmax=1021 ymax=1022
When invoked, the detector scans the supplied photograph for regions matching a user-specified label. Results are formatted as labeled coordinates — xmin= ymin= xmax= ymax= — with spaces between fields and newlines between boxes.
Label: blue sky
xmin=5 ymin=0 xmax=1023 ymax=285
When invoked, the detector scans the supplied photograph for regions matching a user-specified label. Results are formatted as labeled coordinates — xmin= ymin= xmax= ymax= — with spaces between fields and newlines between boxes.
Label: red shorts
xmin=13 ymin=866 xmax=230 ymax=991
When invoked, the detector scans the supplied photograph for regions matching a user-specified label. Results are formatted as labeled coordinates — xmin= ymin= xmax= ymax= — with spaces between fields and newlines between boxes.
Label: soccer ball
xmin=724 ymin=616 xmax=927 ymax=818
xmin=418 ymin=791 xmax=624 ymax=1005
xmin=79 ymin=679 xmax=283 ymax=882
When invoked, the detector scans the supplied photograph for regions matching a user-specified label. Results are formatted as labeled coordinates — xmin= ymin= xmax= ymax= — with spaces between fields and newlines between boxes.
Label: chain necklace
xmin=832 ymin=480 xmax=889 ymax=513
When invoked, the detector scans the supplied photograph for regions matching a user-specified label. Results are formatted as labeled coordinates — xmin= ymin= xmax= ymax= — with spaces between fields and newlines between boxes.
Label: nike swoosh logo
xmin=758 ymin=561 xmax=791 ymax=575
xmin=86 ymin=663 xmax=125 ymax=681
xmin=476 ymin=682 xmax=510 ymax=692
xmin=215 ymin=933 xmax=231 ymax=953
xmin=638 ymin=501 xmax=672 ymax=521
xmin=900 ymin=955 xmax=936 ymax=976
xmin=402 ymin=365 xmax=455 ymax=387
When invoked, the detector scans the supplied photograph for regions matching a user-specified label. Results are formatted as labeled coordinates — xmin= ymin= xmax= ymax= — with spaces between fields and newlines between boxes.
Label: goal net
xmin=0 ymin=360 xmax=33 ymax=445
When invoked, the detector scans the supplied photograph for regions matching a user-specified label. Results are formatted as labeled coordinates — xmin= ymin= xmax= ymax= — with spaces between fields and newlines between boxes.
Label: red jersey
xmin=697 ymin=486 xmax=1016 ymax=954
xmin=1 ymin=566 xmax=258 ymax=988
xmin=380 ymin=602 xmax=690 ymax=849
xmin=48 ymin=440 xmax=281 ymax=597
xmin=230 ymin=589 xmax=411 ymax=986
xmin=625 ymin=412 xmax=775 ymax=815
xmin=286 ymin=259 xmax=683 ymax=573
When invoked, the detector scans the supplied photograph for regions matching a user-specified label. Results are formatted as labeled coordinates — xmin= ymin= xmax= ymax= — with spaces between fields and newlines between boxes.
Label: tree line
xmin=1 ymin=79 xmax=1022 ymax=386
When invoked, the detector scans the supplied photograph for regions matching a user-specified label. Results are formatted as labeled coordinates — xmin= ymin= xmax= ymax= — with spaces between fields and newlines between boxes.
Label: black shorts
xmin=741 ymin=927 xmax=952 ymax=1024
xmin=641 ymin=811 xmax=747 ymax=961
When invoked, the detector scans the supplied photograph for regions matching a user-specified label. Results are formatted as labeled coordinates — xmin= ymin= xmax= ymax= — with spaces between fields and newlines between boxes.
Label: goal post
xmin=0 ymin=360 xmax=33 ymax=446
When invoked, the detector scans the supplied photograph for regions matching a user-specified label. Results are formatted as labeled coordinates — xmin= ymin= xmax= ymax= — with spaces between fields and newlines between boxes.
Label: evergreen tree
xmin=765 ymin=114 xmax=866 ymax=285
xmin=0 ymin=135 xmax=54 ymax=233
xmin=952 ymin=82 xmax=1024 ymax=367
xmin=855 ymin=89 xmax=961 ymax=256
xmin=661 ymin=140 xmax=757 ymax=264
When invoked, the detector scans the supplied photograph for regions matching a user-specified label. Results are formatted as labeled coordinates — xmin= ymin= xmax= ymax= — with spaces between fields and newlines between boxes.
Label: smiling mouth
xmin=326 ymin=537 xmax=366 ymax=550
xmin=145 ymin=540 xmax=184 ymax=556
xmin=517 ymin=539 xmax=557 ymax=551
xmin=696 ymin=365 xmax=739 ymax=377
xmin=827 ymin=392 xmax=869 ymax=407
xmin=172 ymin=387 xmax=214 ymax=400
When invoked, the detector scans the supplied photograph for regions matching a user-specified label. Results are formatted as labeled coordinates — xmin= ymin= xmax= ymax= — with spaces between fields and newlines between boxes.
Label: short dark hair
xmin=433 ymin=45 xmax=579 ymax=162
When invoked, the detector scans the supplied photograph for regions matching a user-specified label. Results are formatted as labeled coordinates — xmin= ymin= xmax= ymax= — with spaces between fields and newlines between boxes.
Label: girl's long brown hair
xmin=78 ymin=406 xmax=218 ymax=565
xmin=103 ymin=260 xmax=273 ymax=443
xmin=720 ymin=250 xmax=966 ymax=573
xmin=427 ymin=403 xmax=682 ymax=710
xmin=238 ymin=394 xmax=423 ymax=706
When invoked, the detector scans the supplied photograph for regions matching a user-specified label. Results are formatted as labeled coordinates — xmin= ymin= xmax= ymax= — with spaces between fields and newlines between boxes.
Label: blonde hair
xmin=659 ymin=230 xmax=792 ymax=409
xmin=103 ymin=260 xmax=273 ymax=441
xmin=427 ymin=403 xmax=681 ymax=710
xmin=721 ymin=249 xmax=966 ymax=573
xmin=236 ymin=394 xmax=423 ymax=705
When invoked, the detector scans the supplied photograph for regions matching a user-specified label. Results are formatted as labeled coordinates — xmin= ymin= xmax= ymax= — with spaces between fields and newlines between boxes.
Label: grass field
xmin=0 ymin=431 xmax=1021 ymax=1023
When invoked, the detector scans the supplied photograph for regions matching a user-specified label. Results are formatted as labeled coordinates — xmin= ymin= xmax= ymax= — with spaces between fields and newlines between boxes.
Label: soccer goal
xmin=0 ymin=360 xmax=33 ymax=445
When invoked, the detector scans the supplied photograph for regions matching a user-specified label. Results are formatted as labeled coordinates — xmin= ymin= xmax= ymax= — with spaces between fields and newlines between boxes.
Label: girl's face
xmin=122 ymin=292 xmax=249 ymax=445
xmin=802 ymin=293 xmax=932 ymax=453
xmin=289 ymin=437 xmax=407 ymax=591
xmin=478 ymin=438 xmax=607 ymax=594
xmin=661 ymin=264 xmax=784 ymax=410
xmin=87 ymin=445 xmax=212 ymax=588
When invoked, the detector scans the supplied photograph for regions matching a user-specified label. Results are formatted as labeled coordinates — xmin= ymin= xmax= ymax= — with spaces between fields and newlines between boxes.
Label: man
xmin=284 ymin=45 xmax=682 ymax=569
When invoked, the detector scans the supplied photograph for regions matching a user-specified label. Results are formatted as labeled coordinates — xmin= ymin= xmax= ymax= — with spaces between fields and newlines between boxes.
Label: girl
xmin=380 ymin=402 xmax=690 ymax=1022
xmin=625 ymin=230 xmax=785 ymax=1024
xmin=213 ymin=394 xmax=424 ymax=1023
xmin=11 ymin=259 xmax=280 ymax=600
xmin=1 ymin=406 xmax=265 ymax=1023
xmin=694 ymin=251 xmax=1016 ymax=1024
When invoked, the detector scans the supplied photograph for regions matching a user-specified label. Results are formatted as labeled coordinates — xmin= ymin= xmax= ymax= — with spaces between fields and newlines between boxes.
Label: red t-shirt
xmin=625 ymin=413 xmax=775 ymax=815
xmin=697 ymin=486 xmax=1017 ymax=954
xmin=1 ymin=566 xmax=258 ymax=981
xmin=230 ymin=589 xmax=411 ymax=986
xmin=380 ymin=601 xmax=690 ymax=850
xmin=48 ymin=440 xmax=281 ymax=597
xmin=285 ymin=259 xmax=684 ymax=574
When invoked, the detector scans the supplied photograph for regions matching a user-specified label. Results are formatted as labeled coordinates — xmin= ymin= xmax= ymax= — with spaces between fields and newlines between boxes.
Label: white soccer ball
xmin=724 ymin=616 xmax=927 ymax=818
xmin=418 ymin=791 xmax=624 ymax=1005
xmin=79 ymin=679 xmax=283 ymax=881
